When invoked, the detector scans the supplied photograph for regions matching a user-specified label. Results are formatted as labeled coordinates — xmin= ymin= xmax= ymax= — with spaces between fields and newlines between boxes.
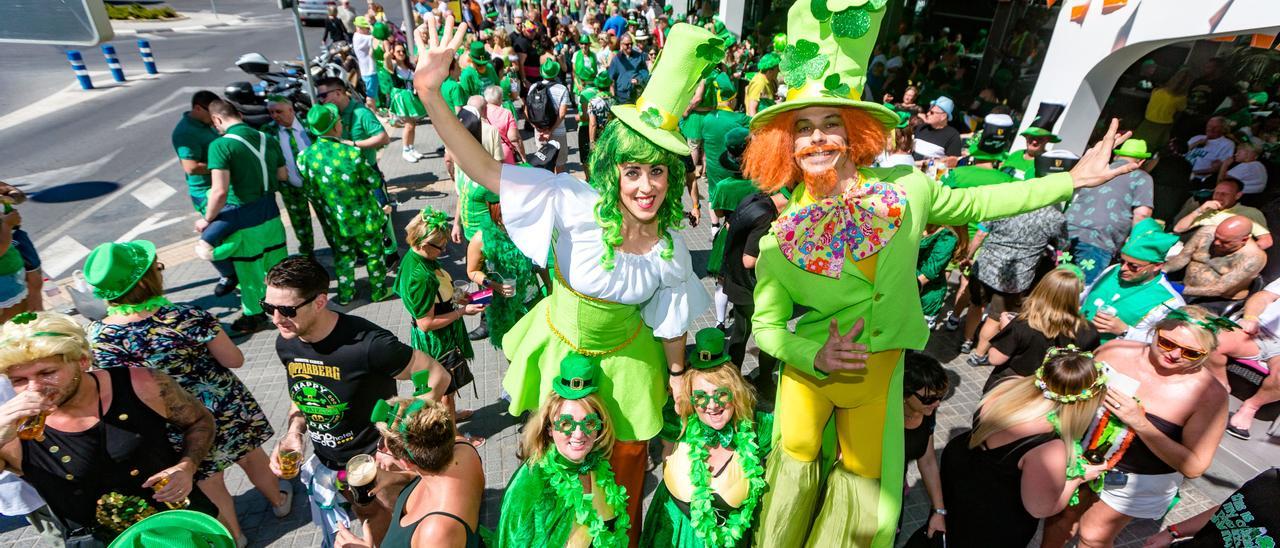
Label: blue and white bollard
xmin=137 ymin=39 xmax=158 ymax=75
xmin=66 ymin=50 xmax=93 ymax=90
xmin=101 ymin=44 xmax=126 ymax=82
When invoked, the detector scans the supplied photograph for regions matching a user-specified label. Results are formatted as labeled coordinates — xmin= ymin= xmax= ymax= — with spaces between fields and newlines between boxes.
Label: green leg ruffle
xmin=753 ymin=450 xmax=821 ymax=548
xmin=806 ymin=467 xmax=881 ymax=548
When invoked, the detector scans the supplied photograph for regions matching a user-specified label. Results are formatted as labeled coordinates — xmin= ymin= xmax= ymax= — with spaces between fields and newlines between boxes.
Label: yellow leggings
xmin=777 ymin=349 xmax=901 ymax=478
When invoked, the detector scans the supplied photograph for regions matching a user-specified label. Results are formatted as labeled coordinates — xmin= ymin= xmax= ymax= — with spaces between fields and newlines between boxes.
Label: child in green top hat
xmin=643 ymin=328 xmax=772 ymax=548
xmin=414 ymin=16 xmax=719 ymax=543
xmin=497 ymin=354 xmax=630 ymax=548
xmin=1005 ymin=102 xmax=1065 ymax=180
xmin=739 ymin=0 xmax=1143 ymax=544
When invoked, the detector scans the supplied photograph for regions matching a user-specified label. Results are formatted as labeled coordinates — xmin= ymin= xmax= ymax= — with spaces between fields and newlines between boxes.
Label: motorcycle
xmin=224 ymin=52 xmax=318 ymax=128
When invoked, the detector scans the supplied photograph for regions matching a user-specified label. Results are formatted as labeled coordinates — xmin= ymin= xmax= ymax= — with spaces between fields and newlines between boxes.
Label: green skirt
xmin=501 ymin=276 xmax=666 ymax=441
xmin=389 ymin=87 xmax=427 ymax=119
xmin=641 ymin=486 xmax=745 ymax=548
xmin=709 ymin=178 xmax=757 ymax=212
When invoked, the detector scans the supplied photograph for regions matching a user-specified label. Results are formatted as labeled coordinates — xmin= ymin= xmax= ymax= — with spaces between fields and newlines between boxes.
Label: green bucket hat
xmin=83 ymin=240 xmax=157 ymax=301
xmin=371 ymin=21 xmax=389 ymax=40
xmin=750 ymin=0 xmax=897 ymax=130
xmin=107 ymin=510 xmax=234 ymax=548
xmin=552 ymin=354 xmax=601 ymax=400
xmin=689 ymin=328 xmax=732 ymax=369
xmin=1114 ymin=139 xmax=1152 ymax=159
xmin=540 ymin=58 xmax=561 ymax=79
xmin=1120 ymin=218 xmax=1178 ymax=263
xmin=610 ymin=23 xmax=726 ymax=156
xmin=757 ymin=52 xmax=779 ymax=72
xmin=468 ymin=41 xmax=491 ymax=64
xmin=594 ymin=72 xmax=612 ymax=90
xmin=306 ymin=103 xmax=341 ymax=136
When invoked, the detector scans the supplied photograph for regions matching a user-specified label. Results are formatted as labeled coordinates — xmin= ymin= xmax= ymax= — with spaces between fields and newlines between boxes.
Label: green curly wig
xmin=586 ymin=119 xmax=688 ymax=270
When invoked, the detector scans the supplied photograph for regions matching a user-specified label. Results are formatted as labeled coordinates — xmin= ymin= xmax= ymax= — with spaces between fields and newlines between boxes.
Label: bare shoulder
xmin=415 ymin=514 xmax=469 ymax=548
xmin=1094 ymin=339 xmax=1145 ymax=362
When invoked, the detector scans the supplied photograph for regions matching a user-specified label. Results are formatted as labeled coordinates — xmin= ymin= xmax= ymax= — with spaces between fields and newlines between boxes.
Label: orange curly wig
xmin=743 ymin=108 xmax=889 ymax=194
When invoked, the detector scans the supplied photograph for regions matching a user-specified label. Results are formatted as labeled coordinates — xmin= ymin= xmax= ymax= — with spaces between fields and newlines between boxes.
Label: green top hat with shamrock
xmin=553 ymin=354 xmax=602 ymax=400
xmin=610 ymin=23 xmax=726 ymax=156
xmin=108 ymin=510 xmax=235 ymax=548
xmin=84 ymin=240 xmax=157 ymax=301
xmin=689 ymin=328 xmax=732 ymax=369
xmin=750 ymin=0 xmax=897 ymax=130
xmin=1020 ymin=102 xmax=1064 ymax=142
xmin=468 ymin=41 xmax=491 ymax=65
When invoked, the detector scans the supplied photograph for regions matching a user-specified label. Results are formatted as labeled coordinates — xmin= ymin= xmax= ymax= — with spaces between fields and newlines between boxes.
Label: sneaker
xmin=944 ymin=314 xmax=961 ymax=332
xmin=273 ymin=481 xmax=293 ymax=518
xmin=468 ymin=322 xmax=489 ymax=341
xmin=213 ymin=277 xmax=238 ymax=298
xmin=716 ymin=322 xmax=727 ymax=333
xmin=402 ymin=148 xmax=420 ymax=163
xmin=959 ymin=339 xmax=974 ymax=354
xmin=967 ymin=353 xmax=990 ymax=366
xmin=408 ymin=146 xmax=427 ymax=161
xmin=230 ymin=314 xmax=269 ymax=334
xmin=1226 ymin=424 xmax=1251 ymax=440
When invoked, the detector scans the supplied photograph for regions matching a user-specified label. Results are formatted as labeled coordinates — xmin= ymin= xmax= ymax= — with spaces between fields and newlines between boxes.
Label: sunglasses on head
xmin=1155 ymin=334 xmax=1206 ymax=361
xmin=260 ymin=293 xmax=319 ymax=318
xmin=552 ymin=413 xmax=603 ymax=435
xmin=912 ymin=392 xmax=944 ymax=405
xmin=692 ymin=387 xmax=733 ymax=409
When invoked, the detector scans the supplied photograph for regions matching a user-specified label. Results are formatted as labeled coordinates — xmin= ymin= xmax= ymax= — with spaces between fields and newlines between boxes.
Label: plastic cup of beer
xmin=452 ymin=280 xmax=470 ymax=305
xmin=345 ymin=454 xmax=378 ymax=505
xmin=501 ymin=275 xmax=516 ymax=298
xmin=151 ymin=475 xmax=191 ymax=510
xmin=16 ymin=412 xmax=49 ymax=442
xmin=278 ymin=449 xmax=302 ymax=480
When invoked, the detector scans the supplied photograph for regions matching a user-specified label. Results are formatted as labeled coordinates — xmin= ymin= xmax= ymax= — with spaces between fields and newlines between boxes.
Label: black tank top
xmin=20 ymin=368 xmax=216 ymax=536
xmin=904 ymin=413 xmax=937 ymax=464
xmin=381 ymin=442 xmax=481 ymax=548
xmin=941 ymin=428 xmax=1057 ymax=548
xmin=1116 ymin=412 xmax=1184 ymax=475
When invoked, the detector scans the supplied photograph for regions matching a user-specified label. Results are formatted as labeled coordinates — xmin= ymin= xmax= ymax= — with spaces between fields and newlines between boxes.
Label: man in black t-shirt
xmin=1148 ymin=467 xmax=1278 ymax=547
xmin=263 ymin=256 xmax=449 ymax=548
xmin=719 ymin=191 xmax=789 ymax=403
xmin=913 ymin=96 xmax=963 ymax=163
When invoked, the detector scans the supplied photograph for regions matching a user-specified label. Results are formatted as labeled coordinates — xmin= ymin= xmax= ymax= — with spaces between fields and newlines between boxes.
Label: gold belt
xmin=544 ymin=307 xmax=644 ymax=357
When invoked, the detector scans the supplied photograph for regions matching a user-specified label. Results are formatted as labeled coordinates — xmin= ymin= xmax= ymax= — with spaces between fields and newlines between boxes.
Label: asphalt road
xmin=0 ymin=0 xmax=335 ymax=280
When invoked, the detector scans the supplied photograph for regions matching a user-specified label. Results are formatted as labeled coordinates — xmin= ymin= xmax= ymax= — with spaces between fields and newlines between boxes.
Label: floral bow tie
xmin=773 ymin=179 xmax=906 ymax=279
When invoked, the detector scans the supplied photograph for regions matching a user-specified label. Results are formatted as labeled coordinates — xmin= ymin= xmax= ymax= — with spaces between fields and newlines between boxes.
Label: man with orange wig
xmin=745 ymin=1 xmax=1139 ymax=546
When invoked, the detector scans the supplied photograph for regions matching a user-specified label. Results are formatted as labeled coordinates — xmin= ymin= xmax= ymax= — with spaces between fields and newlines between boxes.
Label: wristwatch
xmin=933 ymin=508 xmax=947 ymax=516
xmin=1167 ymin=524 xmax=1181 ymax=539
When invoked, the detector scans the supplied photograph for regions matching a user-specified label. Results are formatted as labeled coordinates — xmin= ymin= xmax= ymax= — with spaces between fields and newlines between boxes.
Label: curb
xmin=114 ymin=21 xmax=234 ymax=36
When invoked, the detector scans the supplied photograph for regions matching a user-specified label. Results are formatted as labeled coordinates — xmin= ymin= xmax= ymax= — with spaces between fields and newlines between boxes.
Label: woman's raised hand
xmin=1069 ymin=118 xmax=1136 ymax=189
xmin=412 ymin=13 xmax=468 ymax=93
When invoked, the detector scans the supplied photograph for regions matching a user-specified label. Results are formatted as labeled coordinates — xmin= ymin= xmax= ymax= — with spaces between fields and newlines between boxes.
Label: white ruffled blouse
xmin=499 ymin=164 xmax=710 ymax=339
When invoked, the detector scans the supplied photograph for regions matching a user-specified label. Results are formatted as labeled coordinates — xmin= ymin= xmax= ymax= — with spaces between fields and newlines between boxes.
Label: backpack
xmin=526 ymin=81 xmax=558 ymax=130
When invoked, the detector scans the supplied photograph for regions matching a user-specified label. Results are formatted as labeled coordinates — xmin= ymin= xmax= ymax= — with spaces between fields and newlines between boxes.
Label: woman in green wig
xmin=394 ymin=206 xmax=486 ymax=445
xmin=642 ymin=329 xmax=771 ymax=548
xmin=497 ymin=355 xmax=629 ymax=548
xmin=414 ymin=15 xmax=721 ymax=541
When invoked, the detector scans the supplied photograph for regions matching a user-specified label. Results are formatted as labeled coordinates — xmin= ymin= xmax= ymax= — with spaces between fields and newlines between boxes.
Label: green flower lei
xmin=1046 ymin=410 xmax=1104 ymax=506
xmin=106 ymin=296 xmax=173 ymax=317
xmin=682 ymin=416 xmax=767 ymax=548
xmin=537 ymin=449 xmax=630 ymax=547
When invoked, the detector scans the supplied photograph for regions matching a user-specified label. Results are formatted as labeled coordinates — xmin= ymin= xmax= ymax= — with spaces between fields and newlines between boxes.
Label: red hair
xmin=744 ymin=108 xmax=889 ymax=193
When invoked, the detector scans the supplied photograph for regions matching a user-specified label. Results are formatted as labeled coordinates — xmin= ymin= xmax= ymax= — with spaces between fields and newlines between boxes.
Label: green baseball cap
xmin=468 ymin=41 xmax=491 ymax=64
xmin=1114 ymin=139 xmax=1152 ymax=159
xmin=610 ymin=23 xmax=726 ymax=156
xmin=540 ymin=58 xmax=561 ymax=79
xmin=306 ymin=103 xmax=341 ymax=135
xmin=750 ymin=0 xmax=897 ymax=130
xmin=689 ymin=328 xmax=732 ymax=369
xmin=108 ymin=510 xmax=234 ymax=548
xmin=757 ymin=52 xmax=779 ymax=72
xmin=83 ymin=240 xmax=157 ymax=301
xmin=1120 ymin=218 xmax=1178 ymax=263
xmin=553 ymin=354 xmax=601 ymax=400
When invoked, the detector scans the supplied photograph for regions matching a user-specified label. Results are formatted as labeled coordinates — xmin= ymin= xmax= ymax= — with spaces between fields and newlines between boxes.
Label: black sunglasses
xmin=317 ymin=88 xmax=343 ymax=99
xmin=912 ymin=392 xmax=944 ymax=405
xmin=260 ymin=294 xmax=319 ymax=318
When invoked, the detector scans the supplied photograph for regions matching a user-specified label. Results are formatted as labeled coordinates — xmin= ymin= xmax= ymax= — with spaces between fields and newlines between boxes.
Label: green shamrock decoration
xmin=695 ymin=38 xmax=726 ymax=79
xmin=822 ymin=74 xmax=851 ymax=98
xmin=639 ymin=107 xmax=665 ymax=129
xmin=811 ymin=0 xmax=886 ymax=39
xmin=831 ymin=8 xmax=872 ymax=38
xmin=780 ymin=39 xmax=829 ymax=90
xmin=9 ymin=311 xmax=36 ymax=325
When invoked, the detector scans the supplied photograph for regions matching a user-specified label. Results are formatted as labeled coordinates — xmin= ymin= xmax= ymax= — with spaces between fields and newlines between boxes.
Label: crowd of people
xmin=0 ymin=0 xmax=1279 ymax=547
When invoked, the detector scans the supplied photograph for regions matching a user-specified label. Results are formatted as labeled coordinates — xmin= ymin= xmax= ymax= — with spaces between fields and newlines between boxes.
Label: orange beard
xmin=794 ymin=144 xmax=845 ymax=197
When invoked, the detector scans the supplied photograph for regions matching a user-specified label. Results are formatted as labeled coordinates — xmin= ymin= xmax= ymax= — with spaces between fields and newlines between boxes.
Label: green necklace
xmin=106 ymin=296 xmax=173 ymax=317
xmin=1047 ymin=410 xmax=1103 ymax=506
xmin=538 ymin=449 xmax=630 ymax=547
xmin=683 ymin=416 xmax=767 ymax=548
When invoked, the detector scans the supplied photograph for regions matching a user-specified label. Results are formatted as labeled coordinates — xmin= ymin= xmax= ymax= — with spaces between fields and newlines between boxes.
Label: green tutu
xmin=389 ymin=87 xmax=427 ymax=119
xmin=709 ymin=177 xmax=757 ymax=212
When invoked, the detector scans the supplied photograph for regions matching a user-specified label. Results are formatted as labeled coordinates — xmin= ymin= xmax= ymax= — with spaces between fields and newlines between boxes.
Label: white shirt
xmin=1185 ymin=135 xmax=1235 ymax=176
xmin=352 ymin=33 xmax=376 ymax=77
xmin=498 ymin=165 xmax=710 ymax=338
xmin=1228 ymin=161 xmax=1268 ymax=194
xmin=876 ymin=152 xmax=916 ymax=168
xmin=275 ymin=117 xmax=312 ymax=187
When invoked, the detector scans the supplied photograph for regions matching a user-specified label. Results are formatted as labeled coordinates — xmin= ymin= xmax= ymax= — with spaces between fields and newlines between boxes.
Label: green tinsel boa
xmin=481 ymin=226 xmax=536 ymax=349
xmin=682 ymin=416 xmax=767 ymax=548
xmin=537 ymin=449 xmax=630 ymax=547
xmin=106 ymin=296 xmax=173 ymax=317
xmin=1047 ymin=410 xmax=1104 ymax=506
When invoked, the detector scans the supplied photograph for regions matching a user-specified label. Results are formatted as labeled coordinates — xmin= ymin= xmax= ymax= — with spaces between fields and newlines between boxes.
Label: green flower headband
xmin=416 ymin=207 xmax=451 ymax=245
xmin=1162 ymin=307 xmax=1240 ymax=334
xmin=1034 ymin=346 xmax=1107 ymax=404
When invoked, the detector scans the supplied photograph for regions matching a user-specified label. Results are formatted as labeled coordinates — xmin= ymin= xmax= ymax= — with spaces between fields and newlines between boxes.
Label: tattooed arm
xmin=132 ymin=368 xmax=215 ymax=503
xmin=1162 ymin=228 xmax=1206 ymax=273
xmin=1182 ymin=244 xmax=1267 ymax=299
